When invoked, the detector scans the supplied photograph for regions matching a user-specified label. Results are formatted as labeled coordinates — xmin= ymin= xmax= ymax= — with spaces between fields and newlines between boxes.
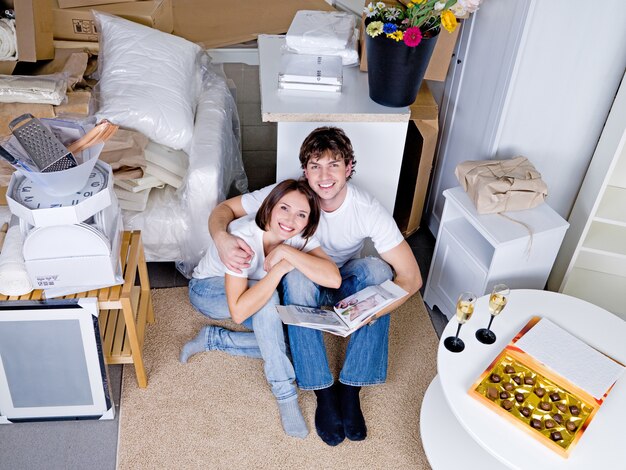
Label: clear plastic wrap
xmin=285 ymin=10 xmax=359 ymax=66
xmin=122 ymin=62 xmax=247 ymax=277
xmin=0 ymin=73 xmax=69 ymax=105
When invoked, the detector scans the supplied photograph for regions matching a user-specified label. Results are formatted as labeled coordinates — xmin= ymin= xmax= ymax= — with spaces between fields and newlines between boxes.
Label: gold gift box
xmin=470 ymin=348 xmax=598 ymax=457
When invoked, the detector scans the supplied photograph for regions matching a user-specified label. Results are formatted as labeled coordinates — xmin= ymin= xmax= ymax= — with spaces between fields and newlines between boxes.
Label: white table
xmin=421 ymin=289 xmax=626 ymax=469
xmin=257 ymin=34 xmax=411 ymax=215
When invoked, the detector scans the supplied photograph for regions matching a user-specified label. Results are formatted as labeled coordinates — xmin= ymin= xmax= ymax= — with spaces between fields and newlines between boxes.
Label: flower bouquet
xmin=363 ymin=0 xmax=483 ymax=107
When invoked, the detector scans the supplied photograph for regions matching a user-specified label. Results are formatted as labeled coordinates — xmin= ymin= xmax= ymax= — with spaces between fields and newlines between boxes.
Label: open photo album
xmin=276 ymin=280 xmax=408 ymax=337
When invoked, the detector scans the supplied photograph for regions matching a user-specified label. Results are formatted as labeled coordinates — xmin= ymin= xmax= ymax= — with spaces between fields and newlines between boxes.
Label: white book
xmin=114 ymin=186 xmax=152 ymax=204
xmin=118 ymin=196 xmax=150 ymax=212
xmin=276 ymin=280 xmax=408 ymax=337
xmin=114 ymin=175 xmax=164 ymax=193
xmin=278 ymin=53 xmax=343 ymax=86
xmin=143 ymin=141 xmax=189 ymax=178
xmin=278 ymin=81 xmax=342 ymax=93
xmin=143 ymin=162 xmax=183 ymax=189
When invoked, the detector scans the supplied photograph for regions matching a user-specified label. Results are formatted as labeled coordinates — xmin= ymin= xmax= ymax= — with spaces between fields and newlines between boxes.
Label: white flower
xmin=434 ymin=1 xmax=446 ymax=11
xmin=456 ymin=0 xmax=482 ymax=13
xmin=450 ymin=3 xmax=468 ymax=16
xmin=384 ymin=7 xmax=402 ymax=21
xmin=376 ymin=2 xmax=386 ymax=9
xmin=364 ymin=2 xmax=377 ymax=17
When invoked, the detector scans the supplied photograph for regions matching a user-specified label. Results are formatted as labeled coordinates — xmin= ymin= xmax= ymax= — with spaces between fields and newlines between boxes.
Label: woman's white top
xmin=193 ymin=215 xmax=320 ymax=280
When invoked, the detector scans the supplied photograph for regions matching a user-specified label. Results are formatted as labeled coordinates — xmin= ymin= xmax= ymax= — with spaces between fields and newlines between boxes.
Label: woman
xmin=181 ymin=179 xmax=341 ymax=438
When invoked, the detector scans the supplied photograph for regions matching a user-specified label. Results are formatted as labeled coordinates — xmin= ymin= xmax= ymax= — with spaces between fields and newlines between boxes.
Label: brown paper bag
xmin=455 ymin=156 xmax=548 ymax=214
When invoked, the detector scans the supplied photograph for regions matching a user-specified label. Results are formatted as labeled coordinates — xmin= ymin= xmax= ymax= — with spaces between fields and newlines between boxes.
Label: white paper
xmin=515 ymin=318 xmax=625 ymax=399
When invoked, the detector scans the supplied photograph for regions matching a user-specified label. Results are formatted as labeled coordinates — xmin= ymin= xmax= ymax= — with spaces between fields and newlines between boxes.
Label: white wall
xmin=427 ymin=0 xmax=626 ymax=234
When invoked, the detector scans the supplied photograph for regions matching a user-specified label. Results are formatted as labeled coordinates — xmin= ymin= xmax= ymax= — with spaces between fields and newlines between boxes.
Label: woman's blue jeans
xmin=188 ymin=277 xmax=297 ymax=402
xmin=283 ymin=257 xmax=393 ymax=390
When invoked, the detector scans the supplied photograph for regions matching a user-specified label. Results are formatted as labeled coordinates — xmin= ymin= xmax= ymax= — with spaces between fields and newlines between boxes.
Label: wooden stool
xmin=0 ymin=230 xmax=155 ymax=388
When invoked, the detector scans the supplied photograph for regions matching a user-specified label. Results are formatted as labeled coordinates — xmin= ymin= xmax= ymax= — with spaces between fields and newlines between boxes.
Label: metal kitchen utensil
xmin=9 ymin=114 xmax=77 ymax=172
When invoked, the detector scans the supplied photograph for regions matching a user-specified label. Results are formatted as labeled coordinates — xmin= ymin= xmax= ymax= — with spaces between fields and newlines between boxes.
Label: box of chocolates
xmin=469 ymin=317 xmax=624 ymax=458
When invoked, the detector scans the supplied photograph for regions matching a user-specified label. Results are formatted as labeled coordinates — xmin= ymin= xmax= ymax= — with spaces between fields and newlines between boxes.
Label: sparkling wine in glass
xmin=444 ymin=292 xmax=476 ymax=353
xmin=476 ymin=284 xmax=510 ymax=344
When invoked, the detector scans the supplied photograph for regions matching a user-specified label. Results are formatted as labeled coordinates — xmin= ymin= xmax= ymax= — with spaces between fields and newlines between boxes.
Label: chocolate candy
xmin=515 ymin=392 xmax=525 ymax=403
xmin=566 ymin=420 xmax=577 ymax=432
xmin=545 ymin=419 xmax=556 ymax=429
xmin=551 ymin=431 xmax=563 ymax=441
xmin=520 ymin=406 xmax=531 ymax=417
xmin=500 ymin=391 xmax=510 ymax=399
xmin=490 ymin=373 xmax=501 ymax=383
xmin=553 ymin=413 xmax=563 ymax=425
xmin=504 ymin=365 xmax=515 ymax=374
xmin=550 ymin=392 xmax=561 ymax=402
xmin=524 ymin=376 xmax=535 ymax=386
xmin=512 ymin=376 xmax=521 ymax=385
xmin=501 ymin=399 xmax=513 ymax=410
xmin=539 ymin=402 xmax=552 ymax=411
xmin=570 ymin=405 xmax=580 ymax=416
xmin=503 ymin=382 xmax=514 ymax=391
xmin=487 ymin=386 xmax=499 ymax=400
xmin=534 ymin=387 xmax=546 ymax=398
xmin=556 ymin=403 xmax=568 ymax=413
xmin=531 ymin=419 xmax=542 ymax=429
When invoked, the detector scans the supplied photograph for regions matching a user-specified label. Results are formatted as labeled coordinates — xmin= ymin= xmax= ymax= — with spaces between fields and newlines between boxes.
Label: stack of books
xmin=278 ymin=53 xmax=343 ymax=93
xmin=113 ymin=141 xmax=189 ymax=212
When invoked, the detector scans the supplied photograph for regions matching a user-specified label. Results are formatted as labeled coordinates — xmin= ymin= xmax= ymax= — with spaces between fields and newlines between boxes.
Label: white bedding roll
xmin=0 ymin=223 xmax=33 ymax=296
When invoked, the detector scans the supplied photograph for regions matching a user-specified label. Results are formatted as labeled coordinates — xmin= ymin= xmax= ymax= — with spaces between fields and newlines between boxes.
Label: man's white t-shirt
xmin=241 ymin=183 xmax=403 ymax=267
xmin=193 ymin=215 xmax=320 ymax=280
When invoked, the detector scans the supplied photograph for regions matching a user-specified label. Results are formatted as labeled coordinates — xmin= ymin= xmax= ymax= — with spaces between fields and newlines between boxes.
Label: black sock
xmin=314 ymin=384 xmax=345 ymax=446
xmin=338 ymin=383 xmax=367 ymax=441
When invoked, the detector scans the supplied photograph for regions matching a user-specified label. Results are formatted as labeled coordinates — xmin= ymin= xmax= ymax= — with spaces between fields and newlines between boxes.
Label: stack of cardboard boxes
xmin=52 ymin=0 xmax=173 ymax=45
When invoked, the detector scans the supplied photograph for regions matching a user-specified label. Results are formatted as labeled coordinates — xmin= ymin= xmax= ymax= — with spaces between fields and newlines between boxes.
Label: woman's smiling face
xmin=268 ymin=190 xmax=311 ymax=240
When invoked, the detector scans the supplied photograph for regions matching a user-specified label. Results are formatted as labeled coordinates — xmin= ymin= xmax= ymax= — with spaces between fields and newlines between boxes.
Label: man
xmin=209 ymin=127 xmax=422 ymax=446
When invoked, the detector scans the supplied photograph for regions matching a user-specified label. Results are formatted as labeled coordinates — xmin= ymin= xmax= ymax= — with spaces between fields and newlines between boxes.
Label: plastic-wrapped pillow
xmin=93 ymin=12 xmax=204 ymax=150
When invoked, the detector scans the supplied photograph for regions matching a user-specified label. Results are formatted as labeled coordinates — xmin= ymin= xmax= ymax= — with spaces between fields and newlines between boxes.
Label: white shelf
xmin=595 ymin=185 xmax=626 ymax=226
xmin=574 ymin=249 xmax=626 ymax=277
xmin=563 ymin=267 xmax=626 ymax=321
xmin=582 ymin=222 xmax=626 ymax=257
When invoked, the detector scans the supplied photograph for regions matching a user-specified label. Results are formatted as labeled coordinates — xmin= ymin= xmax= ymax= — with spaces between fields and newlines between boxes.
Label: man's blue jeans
xmin=283 ymin=257 xmax=393 ymax=390
xmin=188 ymin=277 xmax=297 ymax=402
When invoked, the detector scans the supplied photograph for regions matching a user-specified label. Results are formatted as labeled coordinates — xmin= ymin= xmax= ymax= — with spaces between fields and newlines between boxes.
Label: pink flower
xmin=403 ymin=26 xmax=422 ymax=47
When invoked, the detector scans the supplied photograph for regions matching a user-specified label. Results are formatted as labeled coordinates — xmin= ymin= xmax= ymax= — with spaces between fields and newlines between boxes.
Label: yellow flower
xmin=386 ymin=30 xmax=404 ymax=42
xmin=407 ymin=2 xmax=415 ymax=7
xmin=441 ymin=10 xmax=458 ymax=32
xmin=414 ymin=0 xmax=426 ymax=4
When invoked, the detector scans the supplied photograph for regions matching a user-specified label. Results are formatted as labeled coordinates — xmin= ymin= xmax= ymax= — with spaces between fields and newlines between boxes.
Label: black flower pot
xmin=366 ymin=32 xmax=439 ymax=108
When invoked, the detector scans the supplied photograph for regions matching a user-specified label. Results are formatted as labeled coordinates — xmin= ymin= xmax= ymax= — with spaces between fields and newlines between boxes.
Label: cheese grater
xmin=9 ymin=114 xmax=77 ymax=173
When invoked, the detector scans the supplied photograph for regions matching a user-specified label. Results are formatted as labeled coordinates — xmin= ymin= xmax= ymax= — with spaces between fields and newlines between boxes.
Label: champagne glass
xmin=444 ymin=292 xmax=476 ymax=353
xmin=476 ymin=284 xmax=510 ymax=344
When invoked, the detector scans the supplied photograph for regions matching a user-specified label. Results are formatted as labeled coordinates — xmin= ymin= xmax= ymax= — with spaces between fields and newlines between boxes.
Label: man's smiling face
xmin=304 ymin=152 xmax=352 ymax=211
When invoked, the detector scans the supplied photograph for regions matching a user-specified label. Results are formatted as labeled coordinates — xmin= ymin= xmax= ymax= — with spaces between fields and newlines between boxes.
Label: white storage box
xmin=23 ymin=212 xmax=122 ymax=289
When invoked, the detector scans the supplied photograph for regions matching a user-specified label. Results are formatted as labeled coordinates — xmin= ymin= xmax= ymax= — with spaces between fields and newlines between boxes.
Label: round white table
xmin=420 ymin=289 xmax=626 ymax=469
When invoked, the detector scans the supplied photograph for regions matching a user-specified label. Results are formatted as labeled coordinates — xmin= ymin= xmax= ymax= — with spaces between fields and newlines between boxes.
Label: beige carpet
xmin=118 ymin=287 xmax=438 ymax=469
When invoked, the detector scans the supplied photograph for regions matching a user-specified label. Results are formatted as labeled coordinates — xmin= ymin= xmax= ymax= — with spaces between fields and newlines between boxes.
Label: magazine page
xmin=333 ymin=280 xmax=408 ymax=329
xmin=275 ymin=305 xmax=350 ymax=336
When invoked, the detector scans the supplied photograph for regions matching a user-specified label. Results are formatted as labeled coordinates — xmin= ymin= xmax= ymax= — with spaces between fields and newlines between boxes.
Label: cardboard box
xmin=52 ymin=0 xmax=173 ymax=42
xmin=172 ymin=0 xmax=334 ymax=48
xmin=358 ymin=1 xmax=461 ymax=81
xmin=393 ymin=82 xmax=439 ymax=237
xmin=57 ymin=0 xmax=138 ymax=9
xmin=0 ymin=0 xmax=55 ymax=74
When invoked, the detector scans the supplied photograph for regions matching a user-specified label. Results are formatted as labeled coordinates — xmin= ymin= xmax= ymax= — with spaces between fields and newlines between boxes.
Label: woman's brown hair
xmin=255 ymin=179 xmax=320 ymax=239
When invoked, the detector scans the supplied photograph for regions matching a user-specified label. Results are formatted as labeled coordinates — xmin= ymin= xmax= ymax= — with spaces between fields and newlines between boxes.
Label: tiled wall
xmin=222 ymin=63 xmax=277 ymax=192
